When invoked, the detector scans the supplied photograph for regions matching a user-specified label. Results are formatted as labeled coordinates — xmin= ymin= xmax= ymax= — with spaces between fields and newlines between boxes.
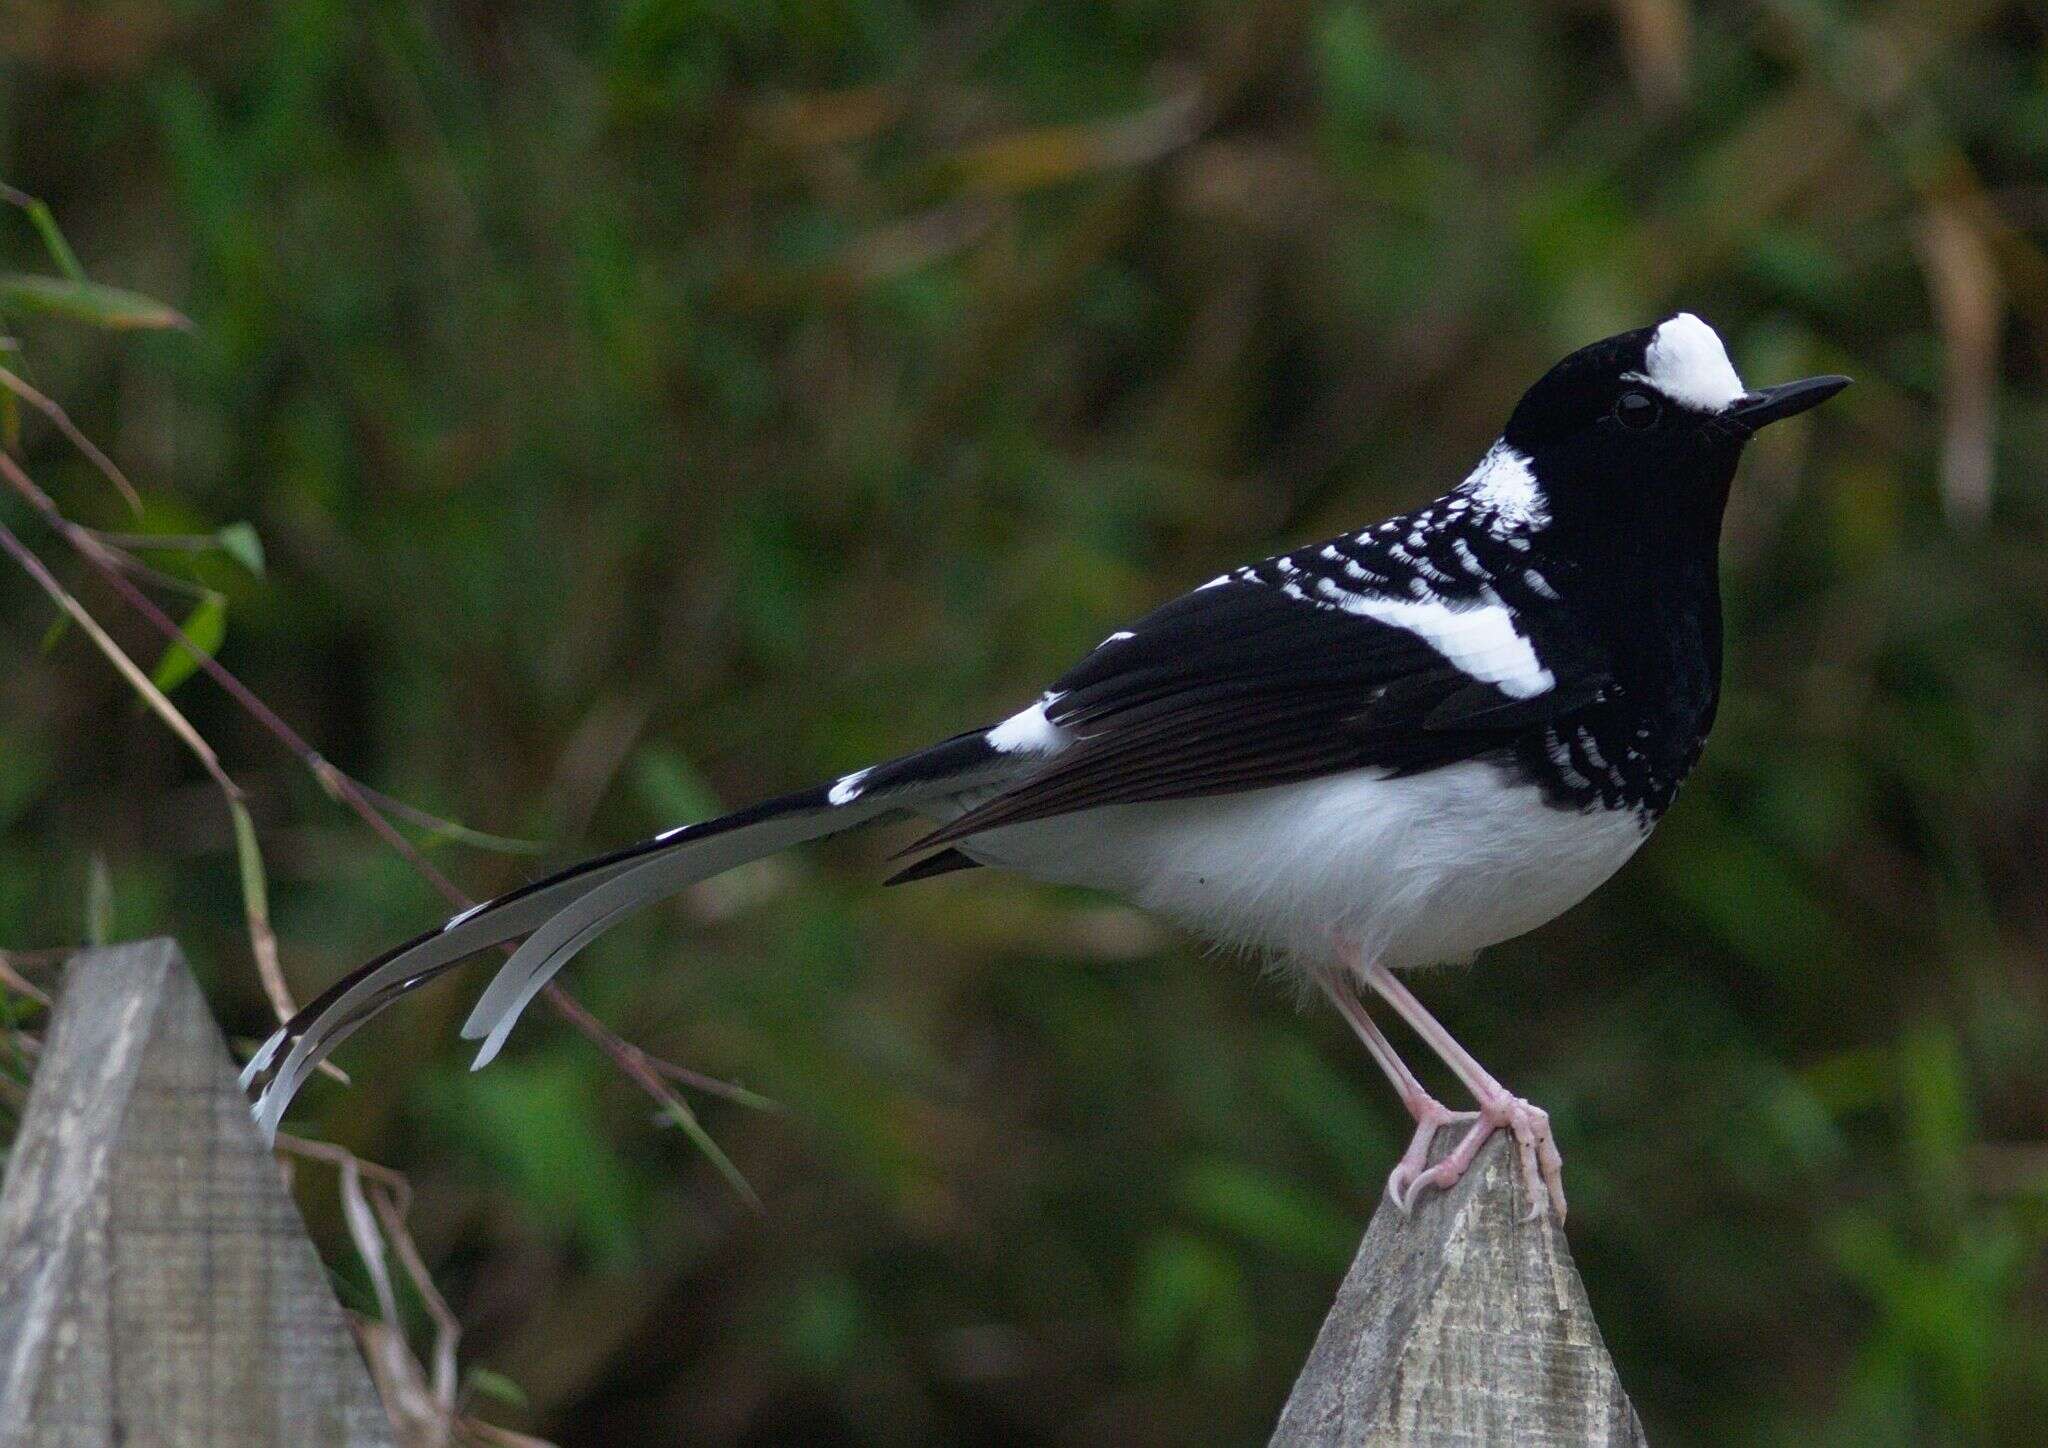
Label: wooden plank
xmin=1270 ymin=1132 xmax=1647 ymax=1446
xmin=0 ymin=939 xmax=393 ymax=1447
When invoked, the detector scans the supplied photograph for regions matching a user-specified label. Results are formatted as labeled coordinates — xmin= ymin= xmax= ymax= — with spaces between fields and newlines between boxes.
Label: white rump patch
xmin=1628 ymin=312 xmax=1745 ymax=413
xmin=1336 ymin=593 xmax=1555 ymax=699
xmin=987 ymin=696 xmax=1070 ymax=754
xmin=1458 ymin=442 xmax=1548 ymax=529
xmin=827 ymin=767 xmax=874 ymax=806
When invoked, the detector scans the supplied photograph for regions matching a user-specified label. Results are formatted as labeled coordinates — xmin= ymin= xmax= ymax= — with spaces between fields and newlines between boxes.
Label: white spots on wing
xmin=1522 ymin=568 xmax=1560 ymax=600
xmin=1451 ymin=538 xmax=1485 ymax=576
xmin=1543 ymin=727 xmax=1592 ymax=789
xmin=1458 ymin=441 xmax=1549 ymax=530
xmin=1196 ymin=574 xmax=1231 ymax=591
xmin=1576 ymin=727 xmax=1611 ymax=772
xmin=1101 ymin=629 xmax=1136 ymax=646
xmin=443 ymin=901 xmax=489 ymax=932
xmin=988 ymin=695 xmax=1070 ymax=754
xmin=827 ymin=767 xmax=874 ymax=806
xmin=1334 ymin=593 xmax=1556 ymax=699
xmin=1626 ymin=312 xmax=1745 ymax=413
xmin=1281 ymin=580 xmax=1311 ymax=603
xmin=1274 ymin=555 xmax=1298 ymax=574
xmin=1320 ymin=545 xmax=1342 ymax=561
xmin=1505 ymin=535 xmax=1531 ymax=552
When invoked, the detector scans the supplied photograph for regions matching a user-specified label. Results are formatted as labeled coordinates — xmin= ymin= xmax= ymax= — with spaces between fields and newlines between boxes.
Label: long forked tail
xmin=243 ymin=732 xmax=1007 ymax=1141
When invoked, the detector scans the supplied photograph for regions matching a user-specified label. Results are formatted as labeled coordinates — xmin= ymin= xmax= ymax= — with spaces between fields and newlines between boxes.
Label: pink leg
xmin=1362 ymin=962 xmax=1566 ymax=1223
xmin=1310 ymin=968 xmax=1477 ymax=1213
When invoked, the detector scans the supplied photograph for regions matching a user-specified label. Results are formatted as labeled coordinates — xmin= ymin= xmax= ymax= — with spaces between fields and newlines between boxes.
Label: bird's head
xmin=1497 ymin=313 xmax=1849 ymax=550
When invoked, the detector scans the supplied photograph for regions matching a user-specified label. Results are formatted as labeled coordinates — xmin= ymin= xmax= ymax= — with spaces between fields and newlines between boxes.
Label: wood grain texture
xmin=1270 ymin=1132 xmax=1646 ymax=1447
xmin=0 ymin=939 xmax=392 ymax=1447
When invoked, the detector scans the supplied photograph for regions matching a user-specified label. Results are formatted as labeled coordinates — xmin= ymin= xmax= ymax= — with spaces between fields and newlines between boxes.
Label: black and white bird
xmin=243 ymin=314 xmax=1847 ymax=1221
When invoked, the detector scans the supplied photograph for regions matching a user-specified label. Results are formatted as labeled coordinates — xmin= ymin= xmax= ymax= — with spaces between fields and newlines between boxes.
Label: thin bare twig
xmin=0 ymin=445 xmax=765 ymax=1137
xmin=542 ymin=984 xmax=778 ymax=1112
xmin=279 ymin=1132 xmax=462 ymax=1443
xmin=80 ymin=538 xmax=219 ymax=600
xmin=87 ymin=529 xmax=222 ymax=551
xmin=0 ymin=365 xmax=143 ymax=513
xmin=0 ymin=950 xmax=60 ymax=1005
xmin=0 ymin=514 xmax=305 ymax=1040
xmin=349 ymin=779 xmax=547 ymax=856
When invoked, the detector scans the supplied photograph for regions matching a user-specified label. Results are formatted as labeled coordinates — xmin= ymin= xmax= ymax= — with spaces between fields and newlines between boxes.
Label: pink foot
xmin=1386 ymin=1096 xmax=1480 ymax=1212
xmin=1393 ymin=1092 xmax=1567 ymax=1223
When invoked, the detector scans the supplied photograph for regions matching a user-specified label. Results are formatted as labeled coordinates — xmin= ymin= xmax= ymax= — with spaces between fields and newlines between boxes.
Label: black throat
xmin=1506 ymin=447 xmax=1740 ymax=820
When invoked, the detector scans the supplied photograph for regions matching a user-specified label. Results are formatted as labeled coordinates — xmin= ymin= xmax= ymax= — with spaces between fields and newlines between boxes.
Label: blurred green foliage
xmin=5 ymin=0 xmax=2048 ymax=1443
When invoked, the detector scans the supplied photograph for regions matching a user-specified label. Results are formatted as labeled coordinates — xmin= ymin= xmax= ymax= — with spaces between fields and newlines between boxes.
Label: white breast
xmin=953 ymin=761 xmax=1649 ymax=971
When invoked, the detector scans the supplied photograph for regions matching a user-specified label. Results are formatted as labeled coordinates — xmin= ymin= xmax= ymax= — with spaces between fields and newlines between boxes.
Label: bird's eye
xmin=1614 ymin=391 xmax=1660 ymax=429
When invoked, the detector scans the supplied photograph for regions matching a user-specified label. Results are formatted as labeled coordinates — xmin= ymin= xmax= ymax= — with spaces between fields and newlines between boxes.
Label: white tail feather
xmin=245 ymin=730 xmax=1018 ymax=1143
xmin=460 ymin=796 xmax=897 ymax=1066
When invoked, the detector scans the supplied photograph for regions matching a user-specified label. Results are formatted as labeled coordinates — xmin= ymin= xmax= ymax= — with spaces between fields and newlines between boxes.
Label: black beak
xmin=1725 ymin=374 xmax=1852 ymax=431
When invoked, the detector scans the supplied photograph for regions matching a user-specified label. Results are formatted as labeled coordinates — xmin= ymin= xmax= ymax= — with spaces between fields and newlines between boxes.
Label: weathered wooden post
xmin=1271 ymin=1132 xmax=1646 ymax=1446
xmin=0 ymin=939 xmax=393 ymax=1447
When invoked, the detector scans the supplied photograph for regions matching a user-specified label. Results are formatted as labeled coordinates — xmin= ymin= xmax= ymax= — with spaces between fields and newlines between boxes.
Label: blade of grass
xmin=0 ymin=183 xmax=86 ymax=283
xmin=84 ymin=854 xmax=112 ymax=947
xmin=0 ymin=275 xmax=192 ymax=333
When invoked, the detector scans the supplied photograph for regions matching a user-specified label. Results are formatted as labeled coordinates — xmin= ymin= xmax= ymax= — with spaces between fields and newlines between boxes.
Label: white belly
xmin=955 ymin=761 xmax=1649 ymax=970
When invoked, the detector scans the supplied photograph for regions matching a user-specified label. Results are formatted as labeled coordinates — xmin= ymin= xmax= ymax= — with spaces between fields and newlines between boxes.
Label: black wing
xmin=911 ymin=523 xmax=1609 ymax=849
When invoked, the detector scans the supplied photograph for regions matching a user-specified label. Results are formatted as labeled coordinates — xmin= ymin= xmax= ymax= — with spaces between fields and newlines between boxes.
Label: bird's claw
xmin=1383 ymin=1093 xmax=1567 ymax=1224
xmin=1384 ymin=1097 xmax=1479 ymax=1214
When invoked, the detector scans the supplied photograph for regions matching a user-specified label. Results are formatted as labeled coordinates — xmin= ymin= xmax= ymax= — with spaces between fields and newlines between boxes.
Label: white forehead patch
xmin=1627 ymin=312 xmax=1745 ymax=413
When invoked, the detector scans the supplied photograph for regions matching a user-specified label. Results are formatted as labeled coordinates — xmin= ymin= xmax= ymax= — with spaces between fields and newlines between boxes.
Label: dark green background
xmin=5 ymin=1 xmax=2047 ymax=1442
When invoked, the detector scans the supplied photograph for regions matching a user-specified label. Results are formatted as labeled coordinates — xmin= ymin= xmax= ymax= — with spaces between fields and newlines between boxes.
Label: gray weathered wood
xmin=0 ymin=939 xmax=393 ymax=1447
xmin=1271 ymin=1132 xmax=1647 ymax=1446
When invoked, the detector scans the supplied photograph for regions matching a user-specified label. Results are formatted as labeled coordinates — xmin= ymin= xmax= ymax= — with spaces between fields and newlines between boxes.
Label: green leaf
xmin=215 ymin=521 xmax=265 ymax=576
xmin=0 ymin=274 xmax=191 ymax=331
xmin=228 ymin=799 xmax=270 ymax=931
xmin=2 ymin=189 xmax=86 ymax=282
xmin=462 ymin=1367 xmax=529 ymax=1409
xmin=654 ymin=1089 xmax=762 ymax=1212
xmin=150 ymin=593 xmax=226 ymax=694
